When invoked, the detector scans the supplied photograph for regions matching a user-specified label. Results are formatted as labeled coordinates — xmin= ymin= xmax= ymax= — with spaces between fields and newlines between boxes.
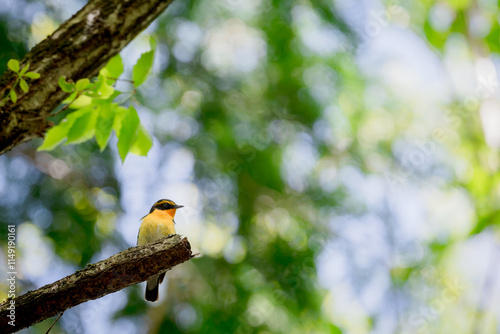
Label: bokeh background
xmin=1 ymin=0 xmax=500 ymax=333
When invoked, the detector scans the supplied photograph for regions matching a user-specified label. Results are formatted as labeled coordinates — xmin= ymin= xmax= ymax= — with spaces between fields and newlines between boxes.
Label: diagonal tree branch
xmin=0 ymin=235 xmax=194 ymax=333
xmin=0 ymin=0 xmax=175 ymax=155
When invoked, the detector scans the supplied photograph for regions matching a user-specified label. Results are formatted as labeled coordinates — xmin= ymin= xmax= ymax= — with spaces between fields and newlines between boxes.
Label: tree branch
xmin=0 ymin=235 xmax=194 ymax=333
xmin=0 ymin=0 xmax=175 ymax=155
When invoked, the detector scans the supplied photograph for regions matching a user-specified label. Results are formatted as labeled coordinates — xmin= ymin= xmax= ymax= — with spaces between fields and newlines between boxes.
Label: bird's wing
xmin=136 ymin=223 xmax=142 ymax=246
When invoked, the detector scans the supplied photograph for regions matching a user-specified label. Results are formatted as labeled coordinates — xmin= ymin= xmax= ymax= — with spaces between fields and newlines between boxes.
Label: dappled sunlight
xmin=30 ymin=12 xmax=57 ymax=46
xmin=202 ymin=19 xmax=266 ymax=77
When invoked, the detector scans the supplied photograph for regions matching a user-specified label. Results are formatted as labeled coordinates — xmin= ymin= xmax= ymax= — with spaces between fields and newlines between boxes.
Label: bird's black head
xmin=150 ymin=199 xmax=184 ymax=213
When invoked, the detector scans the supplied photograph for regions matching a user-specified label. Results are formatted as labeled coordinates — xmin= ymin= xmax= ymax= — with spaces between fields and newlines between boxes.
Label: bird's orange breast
xmin=137 ymin=209 xmax=176 ymax=246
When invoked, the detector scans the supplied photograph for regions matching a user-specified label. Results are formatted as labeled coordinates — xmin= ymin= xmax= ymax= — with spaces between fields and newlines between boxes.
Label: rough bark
xmin=0 ymin=0 xmax=175 ymax=155
xmin=0 ymin=235 xmax=194 ymax=333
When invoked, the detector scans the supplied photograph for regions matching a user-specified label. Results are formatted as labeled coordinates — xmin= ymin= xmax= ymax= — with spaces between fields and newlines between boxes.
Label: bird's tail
xmin=145 ymin=275 xmax=159 ymax=302
xmin=145 ymin=272 xmax=166 ymax=302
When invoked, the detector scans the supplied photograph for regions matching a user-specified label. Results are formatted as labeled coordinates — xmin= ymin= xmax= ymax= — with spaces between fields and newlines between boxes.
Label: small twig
xmin=23 ymin=103 xmax=72 ymax=122
xmin=131 ymin=91 xmax=140 ymax=106
xmin=45 ymin=313 xmax=63 ymax=334
xmin=23 ymin=93 xmax=80 ymax=122
xmin=114 ymin=93 xmax=134 ymax=105
xmin=107 ymin=77 xmax=135 ymax=84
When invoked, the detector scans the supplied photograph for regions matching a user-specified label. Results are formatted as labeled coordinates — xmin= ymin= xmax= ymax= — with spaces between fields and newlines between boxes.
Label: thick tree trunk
xmin=0 ymin=0 xmax=174 ymax=155
xmin=0 ymin=235 xmax=194 ymax=333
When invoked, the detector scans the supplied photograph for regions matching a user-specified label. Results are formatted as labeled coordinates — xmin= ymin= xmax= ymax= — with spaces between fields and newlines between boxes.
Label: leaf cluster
xmin=1 ymin=59 xmax=40 ymax=106
xmin=39 ymin=39 xmax=157 ymax=162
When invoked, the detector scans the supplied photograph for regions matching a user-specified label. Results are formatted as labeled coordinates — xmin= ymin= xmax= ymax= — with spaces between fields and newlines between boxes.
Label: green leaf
xmin=7 ymin=59 xmax=19 ymax=73
xmin=90 ymin=90 xmax=121 ymax=104
xmin=39 ymin=107 xmax=97 ymax=150
xmin=95 ymin=103 xmax=116 ymax=150
xmin=95 ymin=74 xmax=115 ymax=99
xmin=62 ymin=92 xmax=77 ymax=104
xmin=100 ymin=54 xmax=124 ymax=79
xmin=109 ymin=90 xmax=122 ymax=100
xmin=329 ymin=324 xmax=343 ymax=334
xmin=66 ymin=106 xmax=96 ymax=144
xmin=9 ymin=90 xmax=17 ymax=103
xmin=116 ymin=105 xmax=140 ymax=161
xmin=75 ymin=78 xmax=91 ymax=92
xmin=38 ymin=116 xmax=77 ymax=150
xmin=71 ymin=95 xmax=92 ymax=108
xmin=58 ymin=76 xmax=75 ymax=93
xmin=25 ymin=72 xmax=40 ymax=79
xmin=149 ymin=36 xmax=157 ymax=51
xmin=132 ymin=41 xmax=156 ymax=87
xmin=19 ymin=79 xmax=29 ymax=93
xmin=130 ymin=124 xmax=153 ymax=156
xmin=112 ymin=106 xmax=128 ymax=133
xmin=20 ymin=63 xmax=29 ymax=75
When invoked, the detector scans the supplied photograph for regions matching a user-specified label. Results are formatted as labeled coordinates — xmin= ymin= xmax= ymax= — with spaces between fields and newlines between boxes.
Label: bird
xmin=137 ymin=199 xmax=184 ymax=302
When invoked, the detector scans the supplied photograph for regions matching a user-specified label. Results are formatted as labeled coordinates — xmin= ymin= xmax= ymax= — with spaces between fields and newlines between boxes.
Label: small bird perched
xmin=137 ymin=199 xmax=184 ymax=302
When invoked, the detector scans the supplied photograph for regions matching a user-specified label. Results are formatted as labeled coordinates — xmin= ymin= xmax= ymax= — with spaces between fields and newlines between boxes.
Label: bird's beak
xmin=174 ymin=205 xmax=184 ymax=209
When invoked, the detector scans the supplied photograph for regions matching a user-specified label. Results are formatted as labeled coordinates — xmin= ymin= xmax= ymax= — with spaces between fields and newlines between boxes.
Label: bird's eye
xmin=163 ymin=203 xmax=171 ymax=209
